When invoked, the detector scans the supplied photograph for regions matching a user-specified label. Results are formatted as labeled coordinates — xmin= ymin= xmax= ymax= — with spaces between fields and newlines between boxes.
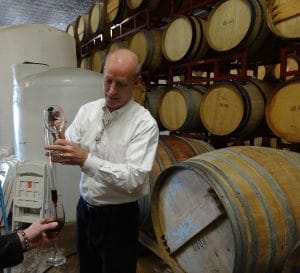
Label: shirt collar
xmin=101 ymin=99 xmax=134 ymax=126
xmin=101 ymin=99 xmax=134 ymax=115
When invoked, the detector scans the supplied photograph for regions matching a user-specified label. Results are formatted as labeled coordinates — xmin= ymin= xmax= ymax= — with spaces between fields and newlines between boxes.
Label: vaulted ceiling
xmin=0 ymin=0 xmax=99 ymax=31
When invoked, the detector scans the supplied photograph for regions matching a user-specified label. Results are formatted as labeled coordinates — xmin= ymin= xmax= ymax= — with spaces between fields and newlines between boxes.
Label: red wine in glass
xmin=51 ymin=189 xmax=58 ymax=206
xmin=45 ymin=200 xmax=66 ymax=266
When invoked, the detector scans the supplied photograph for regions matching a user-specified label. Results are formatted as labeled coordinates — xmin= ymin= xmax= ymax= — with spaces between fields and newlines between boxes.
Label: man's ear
xmin=134 ymin=75 xmax=141 ymax=85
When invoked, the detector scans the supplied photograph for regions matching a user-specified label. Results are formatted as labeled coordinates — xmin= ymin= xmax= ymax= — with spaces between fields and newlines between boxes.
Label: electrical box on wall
xmin=12 ymin=161 xmax=48 ymax=231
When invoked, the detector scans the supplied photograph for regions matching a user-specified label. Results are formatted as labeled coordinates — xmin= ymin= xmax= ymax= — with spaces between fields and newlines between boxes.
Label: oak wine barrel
xmin=88 ymin=3 xmax=106 ymax=35
xmin=159 ymin=85 xmax=207 ymax=132
xmin=151 ymin=146 xmax=300 ymax=273
xmin=267 ymin=0 xmax=300 ymax=39
xmin=129 ymin=28 xmax=164 ymax=71
xmin=103 ymin=0 xmax=131 ymax=25
xmin=162 ymin=15 xmax=209 ymax=63
xmin=199 ymin=80 xmax=274 ymax=137
xmin=75 ymin=13 xmax=90 ymax=44
xmin=90 ymin=49 xmax=106 ymax=73
xmin=265 ymin=79 xmax=300 ymax=143
xmin=206 ymin=0 xmax=270 ymax=55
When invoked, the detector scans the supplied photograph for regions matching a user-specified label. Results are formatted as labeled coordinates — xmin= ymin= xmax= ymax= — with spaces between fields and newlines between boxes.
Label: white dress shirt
xmin=65 ymin=98 xmax=159 ymax=206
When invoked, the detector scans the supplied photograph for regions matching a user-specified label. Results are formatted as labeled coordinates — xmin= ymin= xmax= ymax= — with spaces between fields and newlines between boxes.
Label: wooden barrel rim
xmin=66 ymin=23 xmax=75 ymax=37
xmin=193 ymin=16 xmax=209 ymax=60
xmin=229 ymin=81 xmax=252 ymax=135
xmin=145 ymin=87 xmax=167 ymax=130
xmin=243 ymin=0 xmax=266 ymax=52
xmin=231 ymin=80 xmax=267 ymax=137
xmin=255 ymin=0 xmax=271 ymax=48
xmin=75 ymin=13 xmax=91 ymax=44
xmin=188 ymin=16 xmax=202 ymax=60
xmin=177 ymin=136 xmax=214 ymax=154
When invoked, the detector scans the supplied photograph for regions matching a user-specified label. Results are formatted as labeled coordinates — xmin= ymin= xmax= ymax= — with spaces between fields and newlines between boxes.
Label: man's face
xmin=103 ymin=60 xmax=138 ymax=111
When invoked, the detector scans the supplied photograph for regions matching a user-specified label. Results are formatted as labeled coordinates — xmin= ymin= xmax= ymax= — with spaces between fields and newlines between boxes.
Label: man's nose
xmin=108 ymin=82 xmax=117 ymax=94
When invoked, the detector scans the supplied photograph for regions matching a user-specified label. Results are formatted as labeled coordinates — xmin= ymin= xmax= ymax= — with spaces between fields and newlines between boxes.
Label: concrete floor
xmin=9 ymin=222 xmax=173 ymax=273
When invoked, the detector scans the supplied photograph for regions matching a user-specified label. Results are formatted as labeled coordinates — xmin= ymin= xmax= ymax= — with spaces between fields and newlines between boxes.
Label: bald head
xmin=105 ymin=48 xmax=141 ymax=77
xmin=103 ymin=48 xmax=141 ymax=111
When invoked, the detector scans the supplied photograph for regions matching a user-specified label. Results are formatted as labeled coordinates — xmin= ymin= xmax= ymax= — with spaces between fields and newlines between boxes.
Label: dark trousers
xmin=76 ymin=196 xmax=139 ymax=273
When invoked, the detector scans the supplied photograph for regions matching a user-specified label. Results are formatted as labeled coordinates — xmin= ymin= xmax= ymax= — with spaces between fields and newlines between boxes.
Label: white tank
xmin=0 ymin=24 xmax=77 ymax=152
xmin=12 ymin=64 xmax=104 ymax=222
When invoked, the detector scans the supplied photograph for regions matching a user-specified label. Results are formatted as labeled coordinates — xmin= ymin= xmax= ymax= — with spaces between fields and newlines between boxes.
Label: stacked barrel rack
xmin=70 ymin=0 xmax=300 ymax=149
xmin=67 ymin=0 xmax=300 ymax=272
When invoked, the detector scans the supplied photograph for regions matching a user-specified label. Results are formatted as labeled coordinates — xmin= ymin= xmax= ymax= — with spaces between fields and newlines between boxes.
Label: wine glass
xmin=43 ymin=105 xmax=65 ymax=143
xmin=43 ymin=104 xmax=67 ymax=266
xmin=44 ymin=199 xmax=66 ymax=266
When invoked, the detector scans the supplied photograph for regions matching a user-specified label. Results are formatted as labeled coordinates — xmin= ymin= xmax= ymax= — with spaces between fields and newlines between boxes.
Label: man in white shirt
xmin=45 ymin=48 xmax=159 ymax=273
